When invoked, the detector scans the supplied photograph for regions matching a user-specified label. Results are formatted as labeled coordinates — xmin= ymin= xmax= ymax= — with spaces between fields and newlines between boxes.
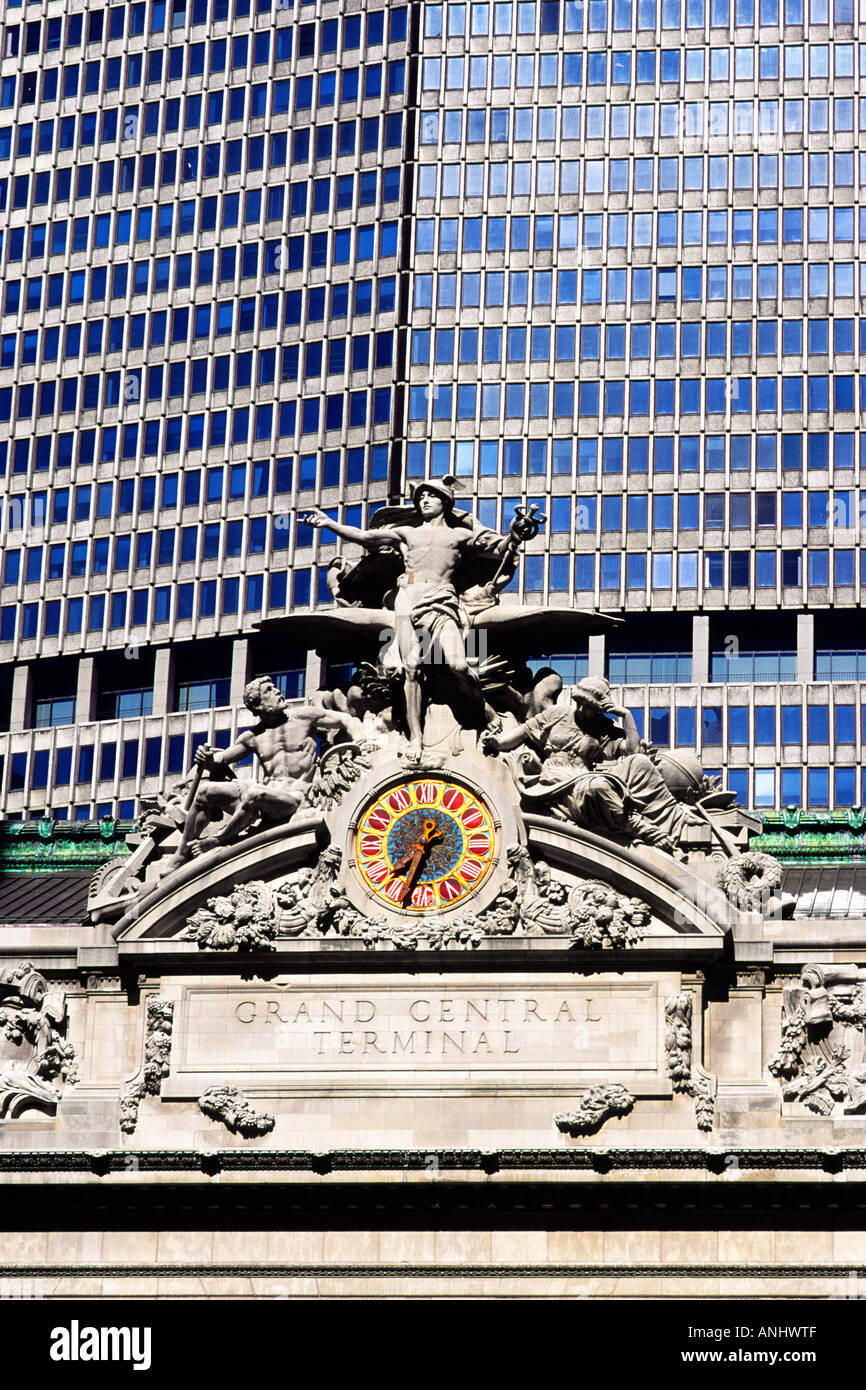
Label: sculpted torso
xmin=250 ymin=718 xmax=318 ymax=785
xmin=391 ymin=524 xmax=468 ymax=590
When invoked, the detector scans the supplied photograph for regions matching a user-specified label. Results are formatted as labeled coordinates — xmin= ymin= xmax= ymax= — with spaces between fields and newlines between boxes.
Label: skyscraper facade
xmin=0 ymin=0 xmax=863 ymax=821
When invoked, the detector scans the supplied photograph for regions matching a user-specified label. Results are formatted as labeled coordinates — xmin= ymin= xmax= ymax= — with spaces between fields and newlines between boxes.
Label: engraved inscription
xmin=175 ymin=976 xmax=668 ymax=1093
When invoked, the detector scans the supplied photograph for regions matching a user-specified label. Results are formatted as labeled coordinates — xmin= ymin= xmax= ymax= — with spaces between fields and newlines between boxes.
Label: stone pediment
xmin=109 ymin=793 xmax=731 ymax=963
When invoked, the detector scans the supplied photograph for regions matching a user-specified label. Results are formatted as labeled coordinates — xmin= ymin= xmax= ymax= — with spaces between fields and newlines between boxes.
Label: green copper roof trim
xmin=753 ymin=807 xmax=866 ymax=864
xmin=0 ymin=817 xmax=133 ymax=872
xmin=0 ymin=808 xmax=864 ymax=873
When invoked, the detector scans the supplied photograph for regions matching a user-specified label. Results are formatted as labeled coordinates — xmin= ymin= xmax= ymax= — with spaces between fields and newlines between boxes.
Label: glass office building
xmin=0 ymin=0 xmax=863 ymax=819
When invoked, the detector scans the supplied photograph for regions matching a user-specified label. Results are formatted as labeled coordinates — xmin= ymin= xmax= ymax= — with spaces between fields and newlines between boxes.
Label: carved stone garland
xmin=197 ymin=1086 xmax=275 ymax=1138
xmin=555 ymin=1084 xmax=636 ymax=1137
xmin=769 ymin=965 xmax=866 ymax=1116
xmin=119 ymin=997 xmax=174 ymax=1134
xmin=664 ymin=992 xmax=717 ymax=1133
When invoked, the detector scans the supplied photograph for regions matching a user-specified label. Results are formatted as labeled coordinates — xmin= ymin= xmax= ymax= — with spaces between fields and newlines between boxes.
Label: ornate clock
xmin=355 ymin=778 xmax=496 ymax=913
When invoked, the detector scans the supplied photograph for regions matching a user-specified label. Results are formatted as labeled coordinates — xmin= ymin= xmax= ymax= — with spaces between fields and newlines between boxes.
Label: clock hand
xmin=390 ymin=820 xmax=443 ymax=873
xmin=391 ymin=819 xmax=443 ymax=905
xmin=394 ymin=844 xmax=427 ymax=905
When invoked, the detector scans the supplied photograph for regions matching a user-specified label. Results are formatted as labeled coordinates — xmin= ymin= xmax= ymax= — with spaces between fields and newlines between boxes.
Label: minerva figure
xmin=304 ymin=477 xmax=539 ymax=757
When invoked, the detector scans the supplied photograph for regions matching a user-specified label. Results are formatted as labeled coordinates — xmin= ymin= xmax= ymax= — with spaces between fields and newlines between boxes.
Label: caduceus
xmin=488 ymin=502 xmax=548 ymax=593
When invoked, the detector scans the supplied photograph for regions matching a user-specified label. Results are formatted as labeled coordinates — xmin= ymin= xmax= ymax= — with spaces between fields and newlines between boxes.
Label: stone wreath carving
xmin=0 ymin=962 xmax=77 ymax=1117
xmin=119 ymin=996 xmax=174 ymax=1134
xmin=665 ymin=992 xmax=717 ymax=1133
xmin=717 ymin=851 xmax=783 ymax=912
xmin=555 ymin=1083 xmax=635 ymax=1137
xmin=769 ymin=965 xmax=866 ymax=1115
xmin=197 ymin=1086 xmax=275 ymax=1138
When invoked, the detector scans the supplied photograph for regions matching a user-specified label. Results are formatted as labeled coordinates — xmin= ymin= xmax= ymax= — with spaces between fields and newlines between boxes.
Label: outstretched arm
xmin=302 ymin=507 xmax=401 ymax=550
xmin=293 ymin=706 xmax=359 ymax=741
xmin=472 ymin=502 xmax=548 ymax=571
xmin=470 ymin=525 xmax=512 ymax=557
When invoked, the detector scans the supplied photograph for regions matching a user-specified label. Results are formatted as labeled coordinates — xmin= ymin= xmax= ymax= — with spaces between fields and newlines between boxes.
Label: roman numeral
xmin=439 ymin=878 xmax=463 ymax=903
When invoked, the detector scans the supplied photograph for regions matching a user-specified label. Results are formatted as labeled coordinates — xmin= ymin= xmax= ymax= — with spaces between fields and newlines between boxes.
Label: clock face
xmin=355 ymin=778 xmax=496 ymax=913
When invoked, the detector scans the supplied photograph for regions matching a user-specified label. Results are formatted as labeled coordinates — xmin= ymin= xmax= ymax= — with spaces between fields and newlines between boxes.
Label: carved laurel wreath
xmin=717 ymin=852 xmax=782 ymax=908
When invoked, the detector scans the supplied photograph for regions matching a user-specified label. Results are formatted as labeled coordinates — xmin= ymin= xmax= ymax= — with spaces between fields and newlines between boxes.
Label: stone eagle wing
xmin=306 ymin=741 xmax=377 ymax=811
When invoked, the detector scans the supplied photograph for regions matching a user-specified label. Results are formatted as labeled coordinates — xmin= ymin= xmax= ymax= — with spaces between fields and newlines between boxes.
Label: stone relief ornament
xmin=690 ymin=1068 xmax=717 ymax=1133
xmin=769 ymin=966 xmax=866 ymax=1116
xmin=718 ymin=851 xmax=788 ymax=916
xmin=0 ymin=962 xmax=77 ymax=1118
xmin=665 ymin=993 xmax=694 ymax=1088
xmin=456 ymin=845 xmax=652 ymax=946
xmin=664 ymin=993 xmax=717 ymax=1133
xmin=180 ymin=861 xmax=489 ymax=953
xmin=185 ymin=882 xmax=276 ymax=953
xmin=555 ymin=1083 xmax=636 ymax=1137
xmin=568 ymin=882 xmax=652 ymax=950
xmin=179 ymin=840 xmax=654 ymax=953
xmin=305 ymin=741 xmax=378 ymax=811
xmin=197 ymin=1086 xmax=275 ymax=1138
xmin=272 ymin=847 xmax=344 ymax=936
xmin=318 ymin=884 xmax=485 ymax=952
xmin=119 ymin=997 xmax=174 ymax=1135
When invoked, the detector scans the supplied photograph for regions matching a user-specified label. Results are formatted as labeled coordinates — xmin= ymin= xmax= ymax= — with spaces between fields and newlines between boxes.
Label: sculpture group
xmin=68 ymin=476 xmax=862 ymax=1150
xmin=88 ymin=477 xmax=770 ymax=928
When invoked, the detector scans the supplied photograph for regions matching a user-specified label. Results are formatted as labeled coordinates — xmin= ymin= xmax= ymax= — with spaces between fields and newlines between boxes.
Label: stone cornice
xmin=0 ymin=1146 xmax=863 ymax=1174
xmin=0 ymin=1263 xmax=860 ymax=1280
